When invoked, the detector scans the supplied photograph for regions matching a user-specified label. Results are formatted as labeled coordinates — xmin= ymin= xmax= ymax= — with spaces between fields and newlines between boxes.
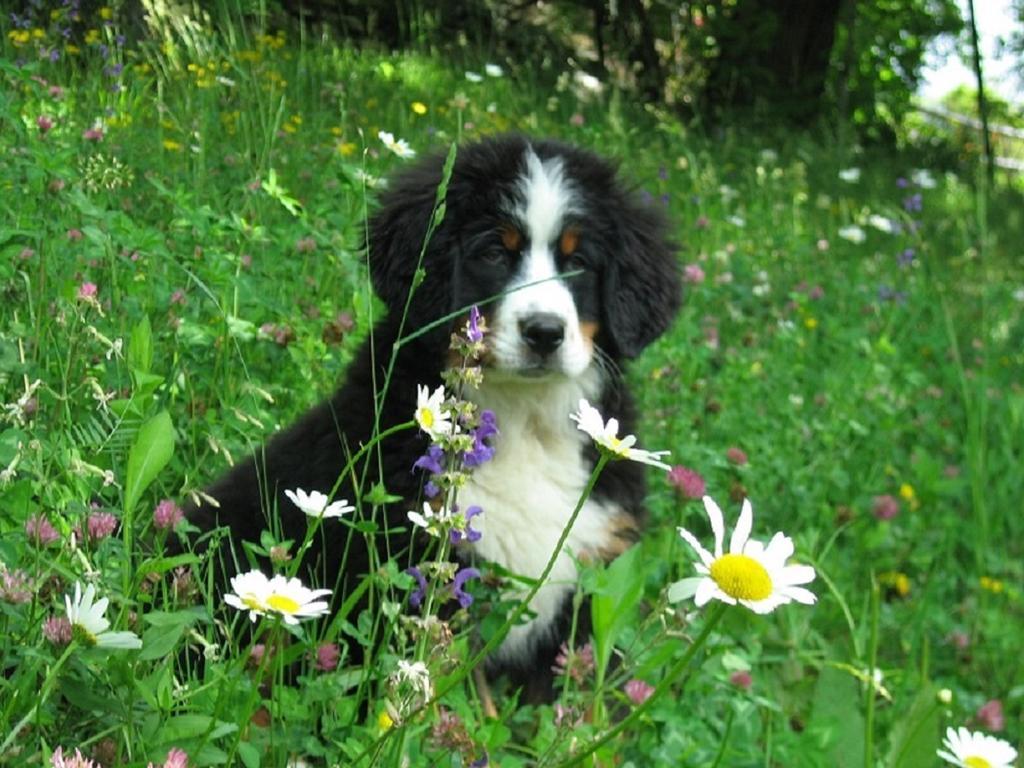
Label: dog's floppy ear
xmin=366 ymin=152 xmax=455 ymax=325
xmin=602 ymin=195 xmax=681 ymax=358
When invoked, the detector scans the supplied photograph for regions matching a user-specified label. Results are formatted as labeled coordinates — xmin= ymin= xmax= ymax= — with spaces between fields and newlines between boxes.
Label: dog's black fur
xmin=185 ymin=135 xmax=681 ymax=695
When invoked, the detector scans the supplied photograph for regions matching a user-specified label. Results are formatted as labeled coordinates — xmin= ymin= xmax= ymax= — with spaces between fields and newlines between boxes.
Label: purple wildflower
xmin=153 ymin=499 xmax=184 ymax=531
xmin=902 ymin=193 xmax=922 ymax=212
xmin=623 ymin=678 xmax=655 ymax=705
xmin=43 ymin=616 xmax=73 ymax=645
xmin=467 ymin=305 xmax=484 ymax=343
xmin=872 ymin=494 xmax=900 ymax=521
xmin=667 ymin=465 xmax=705 ymax=500
xmin=463 ymin=410 xmax=497 ymax=468
xmin=413 ymin=444 xmax=445 ymax=475
xmin=26 ymin=514 xmax=60 ymax=546
xmin=451 ymin=505 xmax=482 ymax=544
xmin=552 ymin=641 xmax=595 ymax=683
xmin=878 ymin=285 xmax=907 ymax=304
xmin=469 ymin=755 xmax=488 ymax=768
xmin=406 ymin=566 xmax=428 ymax=608
xmin=423 ymin=480 xmax=440 ymax=498
xmin=898 ymin=248 xmax=915 ymax=267
xmin=450 ymin=567 xmax=480 ymax=608
xmin=314 ymin=642 xmax=341 ymax=672
xmin=0 ymin=565 xmax=32 ymax=604
xmin=81 ymin=511 xmax=118 ymax=542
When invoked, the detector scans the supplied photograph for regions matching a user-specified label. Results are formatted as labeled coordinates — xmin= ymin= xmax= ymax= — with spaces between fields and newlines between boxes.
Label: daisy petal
xmin=677 ymin=526 xmax=714 ymax=568
xmin=667 ymin=577 xmax=703 ymax=603
xmin=702 ymin=496 xmax=725 ymax=558
xmin=730 ymin=498 xmax=753 ymax=553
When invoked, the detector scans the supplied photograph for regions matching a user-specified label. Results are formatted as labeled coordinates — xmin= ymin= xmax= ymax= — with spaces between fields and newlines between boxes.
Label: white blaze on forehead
xmin=514 ymin=149 xmax=579 ymax=248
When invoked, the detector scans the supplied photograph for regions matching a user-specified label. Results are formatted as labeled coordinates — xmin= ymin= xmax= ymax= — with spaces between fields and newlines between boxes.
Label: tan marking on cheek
xmin=579 ymin=320 xmax=599 ymax=350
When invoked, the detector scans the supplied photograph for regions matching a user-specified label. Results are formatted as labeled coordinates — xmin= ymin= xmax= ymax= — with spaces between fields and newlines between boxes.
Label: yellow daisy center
xmin=71 ymin=623 xmax=98 ymax=647
xmin=242 ymin=595 xmax=264 ymax=611
xmin=605 ymin=436 xmax=628 ymax=456
xmin=709 ymin=553 xmax=773 ymax=601
xmin=964 ymin=757 xmax=992 ymax=768
xmin=418 ymin=408 xmax=434 ymax=429
xmin=266 ymin=594 xmax=301 ymax=614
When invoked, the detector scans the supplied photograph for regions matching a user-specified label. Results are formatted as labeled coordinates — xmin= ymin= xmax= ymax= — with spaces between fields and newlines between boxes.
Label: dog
xmin=186 ymin=135 xmax=681 ymax=699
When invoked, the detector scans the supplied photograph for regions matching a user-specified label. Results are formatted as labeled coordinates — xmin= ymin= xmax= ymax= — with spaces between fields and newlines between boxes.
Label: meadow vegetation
xmin=1 ymin=3 xmax=1023 ymax=766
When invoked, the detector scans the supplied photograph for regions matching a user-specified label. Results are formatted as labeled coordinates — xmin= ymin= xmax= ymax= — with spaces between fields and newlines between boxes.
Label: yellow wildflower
xmin=31 ymin=28 xmax=46 ymax=39
xmin=979 ymin=576 xmax=1004 ymax=594
xmin=899 ymin=483 xmax=919 ymax=510
xmin=85 ymin=29 xmax=100 ymax=44
xmin=65 ymin=44 xmax=80 ymax=55
xmin=8 ymin=30 xmax=31 ymax=46
xmin=99 ymin=6 xmax=114 ymax=20
xmin=804 ymin=316 xmax=818 ymax=330
xmin=162 ymin=139 xmax=182 ymax=151
xmin=411 ymin=101 xmax=428 ymax=115
xmin=377 ymin=711 xmax=394 ymax=731
xmin=337 ymin=142 xmax=357 ymax=157
xmin=878 ymin=571 xmax=911 ymax=598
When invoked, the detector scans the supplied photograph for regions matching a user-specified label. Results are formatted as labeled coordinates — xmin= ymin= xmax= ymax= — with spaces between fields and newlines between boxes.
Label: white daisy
xmin=224 ymin=570 xmax=332 ymax=625
xmin=378 ymin=130 xmax=416 ymax=159
xmin=569 ymin=399 xmax=671 ymax=470
xmin=414 ymin=384 xmax=453 ymax=440
xmin=668 ymin=497 xmax=817 ymax=614
xmin=407 ymin=501 xmax=452 ymax=538
xmin=465 ymin=71 xmax=484 ymax=83
xmin=868 ymin=213 xmax=898 ymax=234
xmin=285 ymin=488 xmax=354 ymax=519
xmin=837 ymin=224 xmax=866 ymax=244
xmin=484 ymin=63 xmax=504 ymax=78
xmin=938 ymin=726 xmax=1017 ymax=768
xmin=224 ymin=570 xmax=273 ymax=622
xmin=911 ymin=168 xmax=938 ymax=189
xmin=264 ymin=574 xmax=331 ymax=625
xmin=838 ymin=167 xmax=861 ymax=183
xmin=64 ymin=582 xmax=142 ymax=649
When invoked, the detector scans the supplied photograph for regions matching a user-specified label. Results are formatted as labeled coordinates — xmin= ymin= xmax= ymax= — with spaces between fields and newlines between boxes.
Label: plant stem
xmin=0 ymin=641 xmax=76 ymax=755
xmin=549 ymin=601 xmax=728 ymax=768
xmin=864 ymin=575 xmax=880 ymax=768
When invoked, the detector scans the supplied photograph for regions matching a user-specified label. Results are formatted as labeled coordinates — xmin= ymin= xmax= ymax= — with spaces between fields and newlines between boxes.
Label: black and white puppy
xmin=187 ymin=135 xmax=680 ymax=695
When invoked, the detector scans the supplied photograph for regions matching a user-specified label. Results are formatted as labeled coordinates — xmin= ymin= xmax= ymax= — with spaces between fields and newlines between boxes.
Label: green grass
xmin=2 ymin=6 xmax=1023 ymax=767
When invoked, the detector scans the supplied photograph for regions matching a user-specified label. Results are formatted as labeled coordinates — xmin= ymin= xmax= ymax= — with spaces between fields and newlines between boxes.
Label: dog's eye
xmin=500 ymin=224 xmax=523 ymax=253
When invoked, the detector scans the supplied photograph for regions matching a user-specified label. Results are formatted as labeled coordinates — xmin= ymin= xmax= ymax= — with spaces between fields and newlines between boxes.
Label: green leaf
xmin=590 ymin=544 xmax=645 ymax=677
xmin=886 ymin=682 xmax=940 ymax=768
xmin=237 ymin=742 xmax=261 ymax=768
xmin=124 ymin=410 xmax=175 ymax=516
xmin=804 ymin=665 xmax=865 ymax=767
xmin=362 ymin=482 xmax=402 ymax=505
xmin=139 ymin=622 xmax=186 ymax=660
xmin=128 ymin=315 xmax=153 ymax=374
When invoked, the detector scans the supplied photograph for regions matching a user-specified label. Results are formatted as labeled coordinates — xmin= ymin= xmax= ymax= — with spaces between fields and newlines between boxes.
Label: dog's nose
xmin=519 ymin=313 xmax=565 ymax=356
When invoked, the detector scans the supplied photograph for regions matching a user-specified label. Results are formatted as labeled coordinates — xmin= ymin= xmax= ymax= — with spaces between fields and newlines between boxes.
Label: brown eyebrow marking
xmin=500 ymin=224 xmax=523 ymax=252
xmin=559 ymin=226 xmax=580 ymax=256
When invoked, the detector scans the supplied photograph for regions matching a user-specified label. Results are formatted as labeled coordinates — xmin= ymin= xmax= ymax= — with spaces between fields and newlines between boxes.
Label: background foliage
xmin=1 ymin=0 xmax=1023 ymax=766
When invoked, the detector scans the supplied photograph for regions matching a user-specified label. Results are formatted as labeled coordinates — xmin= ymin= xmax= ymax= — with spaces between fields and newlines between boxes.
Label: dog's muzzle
xmin=519 ymin=312 xmax=566 ymax=358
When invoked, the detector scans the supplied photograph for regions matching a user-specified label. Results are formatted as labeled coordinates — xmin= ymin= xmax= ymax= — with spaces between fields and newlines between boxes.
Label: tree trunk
xmin=702 ymin=0 xmax=844 ymax=123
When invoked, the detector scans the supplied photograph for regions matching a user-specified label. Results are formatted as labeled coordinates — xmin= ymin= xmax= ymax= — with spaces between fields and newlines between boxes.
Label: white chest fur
xmin=460 ymin=370 xmax=618 ymax=665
